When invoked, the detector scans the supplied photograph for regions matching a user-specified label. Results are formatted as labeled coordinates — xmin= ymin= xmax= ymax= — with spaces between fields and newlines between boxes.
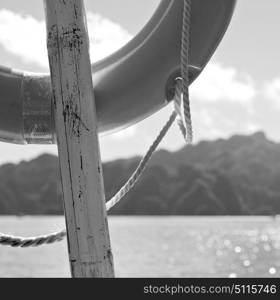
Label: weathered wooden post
xmin=44 ymin=0 xmax=114 ymax=277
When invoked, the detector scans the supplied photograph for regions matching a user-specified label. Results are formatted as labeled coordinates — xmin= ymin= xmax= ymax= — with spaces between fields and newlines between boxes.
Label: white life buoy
xmin=0 ymin=0 xmax=236 ymax=144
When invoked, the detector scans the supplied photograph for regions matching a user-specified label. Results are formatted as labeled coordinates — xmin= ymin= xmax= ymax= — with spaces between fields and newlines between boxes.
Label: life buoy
xmin=0 ymin=0 xmax=236 ymax=144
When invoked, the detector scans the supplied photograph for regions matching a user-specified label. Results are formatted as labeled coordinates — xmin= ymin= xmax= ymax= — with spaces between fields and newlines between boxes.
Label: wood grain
xmin=44 ymin=0 xmax=114 ymax=277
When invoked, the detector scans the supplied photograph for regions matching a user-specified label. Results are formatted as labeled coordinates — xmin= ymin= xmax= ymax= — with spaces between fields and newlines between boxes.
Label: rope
xmin=106 ymin=111 xmax=177 ymax=211
xmin=0 ymin=89 xmax=191 ymax=248
xmin=0 ymin=1 xmax=193 ymax=248
xmin=174 ymin=79 xmax=187 ymax=139
xmin=0 ymin=230 xmax=66 ymax=248
xmin=176 ymin=0 xmax=193 ymax=144
xmin=0 ymin=99 xmax=180 ymax=248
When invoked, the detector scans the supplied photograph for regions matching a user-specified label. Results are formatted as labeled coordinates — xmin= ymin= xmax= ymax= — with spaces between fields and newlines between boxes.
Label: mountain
xmin=0 ymin=131 xmax=280 ymax=215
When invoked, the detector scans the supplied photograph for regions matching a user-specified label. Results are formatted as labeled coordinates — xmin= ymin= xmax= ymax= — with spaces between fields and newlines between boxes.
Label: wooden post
xmin=44 ymin=0 xmax=114 ymax=277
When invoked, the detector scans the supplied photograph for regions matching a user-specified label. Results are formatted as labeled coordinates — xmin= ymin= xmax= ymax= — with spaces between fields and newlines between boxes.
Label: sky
xmin=0 ymin=0 xmax=280 ymax=164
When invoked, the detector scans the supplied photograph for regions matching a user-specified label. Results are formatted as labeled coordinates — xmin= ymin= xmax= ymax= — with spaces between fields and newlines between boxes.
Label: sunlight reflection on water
xmin=0 ymin=216 xmax=279 ymax=277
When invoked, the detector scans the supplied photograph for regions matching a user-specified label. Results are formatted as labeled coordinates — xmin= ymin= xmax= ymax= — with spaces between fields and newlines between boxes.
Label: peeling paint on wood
xmin=44 ymin=0 xmax=114 ymax=278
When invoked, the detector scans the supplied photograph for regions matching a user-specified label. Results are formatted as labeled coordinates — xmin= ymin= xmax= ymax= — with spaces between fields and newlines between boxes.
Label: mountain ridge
xmin=0 ymin=131 xmax=280 ymax=215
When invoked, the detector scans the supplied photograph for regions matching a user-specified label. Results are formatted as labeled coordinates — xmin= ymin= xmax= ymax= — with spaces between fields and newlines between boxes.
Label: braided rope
xmin=106 ymin=110 xmax=177 ymax=211
xmin=178 ymin=0 xmax=193 ymax=143
xmin=174 ymin=79 xmax=187 ymax=139
xmin=0 ymin=1 xmax=194 ymax=248
xmin=0 ymin=229 xmax=66 ymax=248
xmin=0 ymin=96 xmax=181 ymax=247
xmin=0 ymin=84 xmax=191 ymax=248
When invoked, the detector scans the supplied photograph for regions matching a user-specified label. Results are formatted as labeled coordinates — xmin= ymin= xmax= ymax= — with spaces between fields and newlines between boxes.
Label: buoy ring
xmin=0 ymin=0 xmax=236 ymax=144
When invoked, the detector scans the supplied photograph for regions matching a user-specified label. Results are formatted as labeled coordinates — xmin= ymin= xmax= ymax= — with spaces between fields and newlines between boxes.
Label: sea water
xmin=0 ymin=216 xmax=279 ymax=277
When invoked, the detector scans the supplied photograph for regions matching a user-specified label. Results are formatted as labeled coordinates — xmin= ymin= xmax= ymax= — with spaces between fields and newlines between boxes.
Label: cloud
xmin=0 ymin=10 xmax=47 ymax=68
xmin=87 ymin=13 xmax=132 ymax=62
xmin=263 ymin=77 xmax=280 ymax=109
xmin=190 ymin=63 xmax=257 ymax=105
xmin=109 ymin=125 xmax=137 ymax=140
xmin=0 ymin=9 xmax=267 ymax=160
xmin=244 ymin=122 xmax=262 ymax=134
xmin=0 ymin=10 xmax=256 ymax=108
xmin=192 ymin=108 xmax=229 ymax=141
xmin=0 ymin=9 xmax=132 ymax=70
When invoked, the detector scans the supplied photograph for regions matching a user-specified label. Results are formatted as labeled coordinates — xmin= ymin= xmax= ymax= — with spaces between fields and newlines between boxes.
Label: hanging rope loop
xmin=177 ymin=0 xmax=193 ymax=144
xmin=0 ymin=85 xmax=184 ymax=248
xmin=0 ymin=110 xmax=177 ymax=247
xmin=0 ymin=0 xmax=194 ymax=248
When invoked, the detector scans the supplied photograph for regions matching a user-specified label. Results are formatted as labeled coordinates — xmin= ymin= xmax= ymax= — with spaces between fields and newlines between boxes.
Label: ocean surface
xmin=0 ymin=216 xmax=280 ymax=277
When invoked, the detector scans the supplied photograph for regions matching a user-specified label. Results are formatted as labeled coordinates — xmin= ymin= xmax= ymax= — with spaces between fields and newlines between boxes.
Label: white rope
xmin=0 ymin=88 xmax=180 ymax=247
xmin=0 ymin=230 xmax=66 ymax=248
xmin=0 ymin=1 xmax=193 ymax=247
xmin=0 ymin=112 xmax=176 ymax=247
xmin=177 ymin=0 xmax=193 ymax=144
xmin=106 ymin=110 xmax=177 ymax=211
